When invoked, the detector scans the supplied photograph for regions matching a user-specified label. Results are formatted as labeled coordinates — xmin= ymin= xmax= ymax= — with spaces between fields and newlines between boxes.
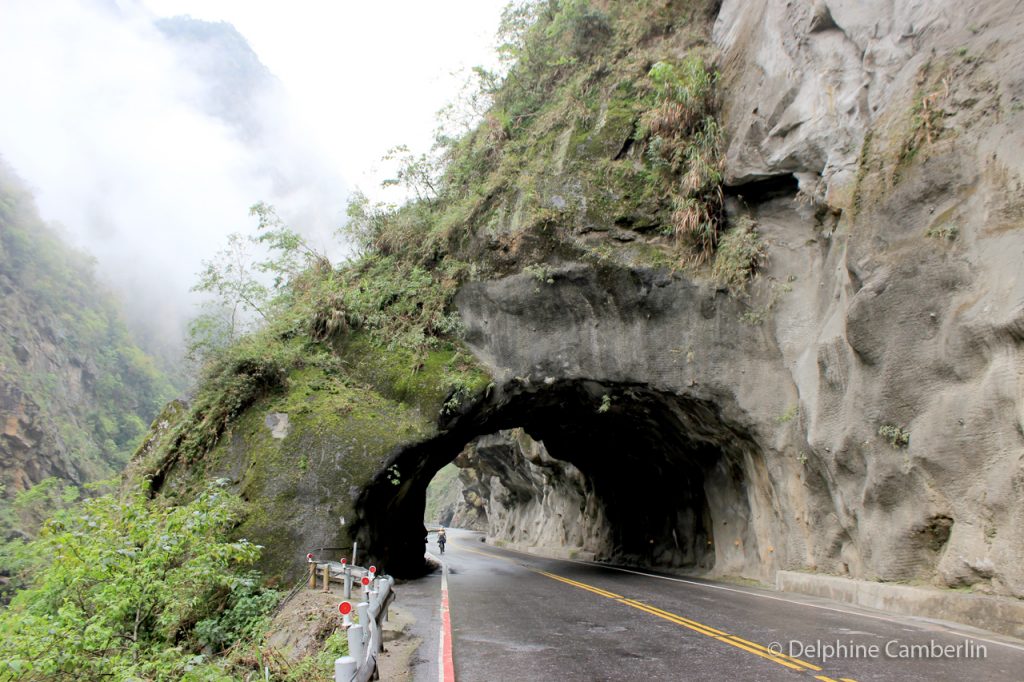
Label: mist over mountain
xmin=0 ymin=161 xmax=173 ymax=495
xmin=0 ymin=1 xmax=349 ymax=376
xmin=154 ymin=16 xmax=280 ymax=141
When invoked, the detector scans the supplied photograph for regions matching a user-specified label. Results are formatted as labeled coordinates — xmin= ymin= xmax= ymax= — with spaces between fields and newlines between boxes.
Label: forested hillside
xmin=0 ymin=162 xmax=173 ymax=497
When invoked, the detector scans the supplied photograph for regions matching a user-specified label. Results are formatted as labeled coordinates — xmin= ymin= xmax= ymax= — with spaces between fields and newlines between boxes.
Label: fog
xmin=0 ymin=0 xmax=504 ymax=371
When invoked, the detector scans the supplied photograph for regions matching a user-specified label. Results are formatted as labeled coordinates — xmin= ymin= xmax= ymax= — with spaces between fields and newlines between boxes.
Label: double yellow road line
xmin=539 ymin=569 xmax=860 ymax=681
xmin=461 ymin=545 xmax=858 ymax=681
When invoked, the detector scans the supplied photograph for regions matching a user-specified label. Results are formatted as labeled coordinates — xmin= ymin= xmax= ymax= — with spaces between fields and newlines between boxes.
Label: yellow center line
xmin=616 ymin=598 xmax=807 ymax=671
xmin=618 ymin=599 xmax=729 ymax=638
xmin=617 ymin=596 xmax=822 ymax=672
xmin=457 ymin=544 xmax=520 ymax=564
xmin=723 ymin=633 xmax=822 ymax=671
xmin=538 ymin=571 xmax=623 ymax=599
xmin=620 ymin=598 xmax=728 ymax=635
xmin=554 ymin=574 xmax=840 ymax=676
xmin=455 ymin=541 xmax=856 ymax=680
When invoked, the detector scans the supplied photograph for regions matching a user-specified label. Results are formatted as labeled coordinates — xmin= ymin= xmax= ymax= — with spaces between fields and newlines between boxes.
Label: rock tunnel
xmin=353 ymin=378 xmax=775 ymax=579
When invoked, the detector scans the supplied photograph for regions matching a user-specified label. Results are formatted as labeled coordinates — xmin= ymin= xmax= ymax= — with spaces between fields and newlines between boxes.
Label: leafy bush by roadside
xmin=0 ymin=483 xmax=279 ymax=681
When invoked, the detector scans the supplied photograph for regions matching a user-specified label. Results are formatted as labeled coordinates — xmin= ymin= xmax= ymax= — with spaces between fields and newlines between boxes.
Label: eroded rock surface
xmin=424 ymin=0 xmax=1024 ymax=596
xmin=450 ymin=430 xmax=607 ymax=559
xmin=153 ymin=1 xmax=1024 ymax=601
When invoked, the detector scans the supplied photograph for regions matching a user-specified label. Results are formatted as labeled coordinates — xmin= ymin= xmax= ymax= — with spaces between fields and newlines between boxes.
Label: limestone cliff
xmin=428 ymin=0 xmax=1024 ymax=597
xmin=151 ymin=0 xmax=1024 ymax=606
xmin=450 ymin=430 xmax=608 ymax=559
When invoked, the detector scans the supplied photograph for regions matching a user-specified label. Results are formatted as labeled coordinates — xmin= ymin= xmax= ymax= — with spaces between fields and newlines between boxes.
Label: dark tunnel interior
xmin=353 ymin=379 xmax=765 ymax=578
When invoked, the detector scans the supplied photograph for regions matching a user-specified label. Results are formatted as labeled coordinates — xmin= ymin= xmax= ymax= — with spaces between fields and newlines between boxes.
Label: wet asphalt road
xmin=397 ymin=529 xmax=1024 ymax=682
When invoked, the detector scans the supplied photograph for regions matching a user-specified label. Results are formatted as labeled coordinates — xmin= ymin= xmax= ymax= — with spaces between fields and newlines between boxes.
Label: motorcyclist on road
xmin=438 ymin=527 xmax=447 ymax=554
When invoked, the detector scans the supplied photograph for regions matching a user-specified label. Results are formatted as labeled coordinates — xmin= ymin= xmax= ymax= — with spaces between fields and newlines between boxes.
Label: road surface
xmin=396 ymin=529 xmax=1024 ymax=681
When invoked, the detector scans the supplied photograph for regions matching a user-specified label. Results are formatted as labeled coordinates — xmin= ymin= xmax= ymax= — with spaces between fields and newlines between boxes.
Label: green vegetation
xmin=0 ymin=478 xmax=96 ymax=604
xmin=0 ymin=484 xmax=282 ymax=680
xmin=523 ymin=263 xmax=555 ymax=283
xmin=879 ymin=424 xmax=911 ymax=449
xmin=345 ymin=0 xmax=725 ymax=275
xmin=0 ymin=164 xmax=175 ymax=475
xmin=739 ymin=308 xmax=768 ymax=326
xmin=926 ymin=223 xmax=959 ymax=241
xmin=895 ymin=58 xmax=952 ymax=180
xmin=424 ymin=462 xmax=462 ymax=524
xmin=638 ymin=56 xmax=723 ymax=262
xmin=777 ymin=404 xmax=799 ymax=424
xmin=899 ymin=87 xmax=946 ymax=168
xmin=141 ymin=202 xmax=490 ymax=490
xmin=711 ymin=217 xmax=766 ymax=294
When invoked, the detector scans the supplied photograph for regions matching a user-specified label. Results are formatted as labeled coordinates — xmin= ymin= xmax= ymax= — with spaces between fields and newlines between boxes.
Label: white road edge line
xmin=572 ymin=561 xmax=1024 ymax=653
xmin=459 ymin=538 xmax=1024 ymax=654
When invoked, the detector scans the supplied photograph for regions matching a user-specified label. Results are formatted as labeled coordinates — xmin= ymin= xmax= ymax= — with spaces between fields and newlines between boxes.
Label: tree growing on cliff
xmin=188 ymin=203 xmax=329 ymax=362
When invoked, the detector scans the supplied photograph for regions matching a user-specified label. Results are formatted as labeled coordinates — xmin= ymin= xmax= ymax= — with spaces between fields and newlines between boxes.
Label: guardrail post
xmin=381 ymin=577 xmax=392 ymax=622
xmin=371 ymin=613 xmax=383 ymax=654
xmin=347 ymin=624 xmax=365 ymax=666
xmin=308 ymin=563 xmax=317 ymax=589
xmin=334 ymin=655 xmax=356 ymax=682
xmin=322 ymin=552 xmax=394 ymax=681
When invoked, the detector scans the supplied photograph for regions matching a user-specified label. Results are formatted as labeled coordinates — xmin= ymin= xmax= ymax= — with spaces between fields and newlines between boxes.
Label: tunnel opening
xmin=354 ymin=379 xmax=770 ymax=579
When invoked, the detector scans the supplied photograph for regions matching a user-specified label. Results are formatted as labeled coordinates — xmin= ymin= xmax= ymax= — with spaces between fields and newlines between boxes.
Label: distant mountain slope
xmin=154 ymin=15 xmax=279 ymax=142
xmin=0 ymin=162 xmax=173 ymax=494
xmin=153 ymin=14 xmax=346 ymax=260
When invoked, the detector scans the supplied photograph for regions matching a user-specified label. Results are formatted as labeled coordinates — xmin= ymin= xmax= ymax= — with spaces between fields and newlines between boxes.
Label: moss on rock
xmin=136 ymin=323 xmax=492 ymax=581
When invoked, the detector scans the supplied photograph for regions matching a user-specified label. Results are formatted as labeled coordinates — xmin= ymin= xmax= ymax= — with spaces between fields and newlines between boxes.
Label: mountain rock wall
xmin=0 ymin=166 xmax=171 ymax=502
xmin=449 ymin=430 xmax=607 ymax=557
xmin=442 ymin=0 xmax=1024 ymax=595
xmin=153 ymin=0 xmax=1024 ymax=600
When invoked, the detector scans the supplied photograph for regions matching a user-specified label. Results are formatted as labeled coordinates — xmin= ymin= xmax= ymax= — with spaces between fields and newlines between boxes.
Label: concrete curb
xmin=776 ymin=571 xmax=1024 ymax=639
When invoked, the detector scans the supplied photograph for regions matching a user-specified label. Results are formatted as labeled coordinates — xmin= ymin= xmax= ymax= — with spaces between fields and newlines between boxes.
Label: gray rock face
xmin=264 ymin=413 xmax=291 ymax=440
xmin=209 ymin=0 xmax=1024 ymax=596
xmin=439 ymin=0 xmax=1024 ymax=596
xmin=453 ymin=265 xmax=801 ymax=578
xmin=450 ymin=430 xmax=608 ymax=558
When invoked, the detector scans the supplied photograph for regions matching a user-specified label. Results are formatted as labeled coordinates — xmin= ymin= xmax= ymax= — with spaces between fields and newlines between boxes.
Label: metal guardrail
xmin=333 ymin=574 xmax=396 ymax=682
xmin=305 ymin=546 xmax=395 ymax=682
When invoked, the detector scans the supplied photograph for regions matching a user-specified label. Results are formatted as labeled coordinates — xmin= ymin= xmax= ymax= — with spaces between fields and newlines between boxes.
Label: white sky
xmin=140 ymin=0 xmax=506 ymax=200
xmin=0 ymin=0 xmax=506 ymax=355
